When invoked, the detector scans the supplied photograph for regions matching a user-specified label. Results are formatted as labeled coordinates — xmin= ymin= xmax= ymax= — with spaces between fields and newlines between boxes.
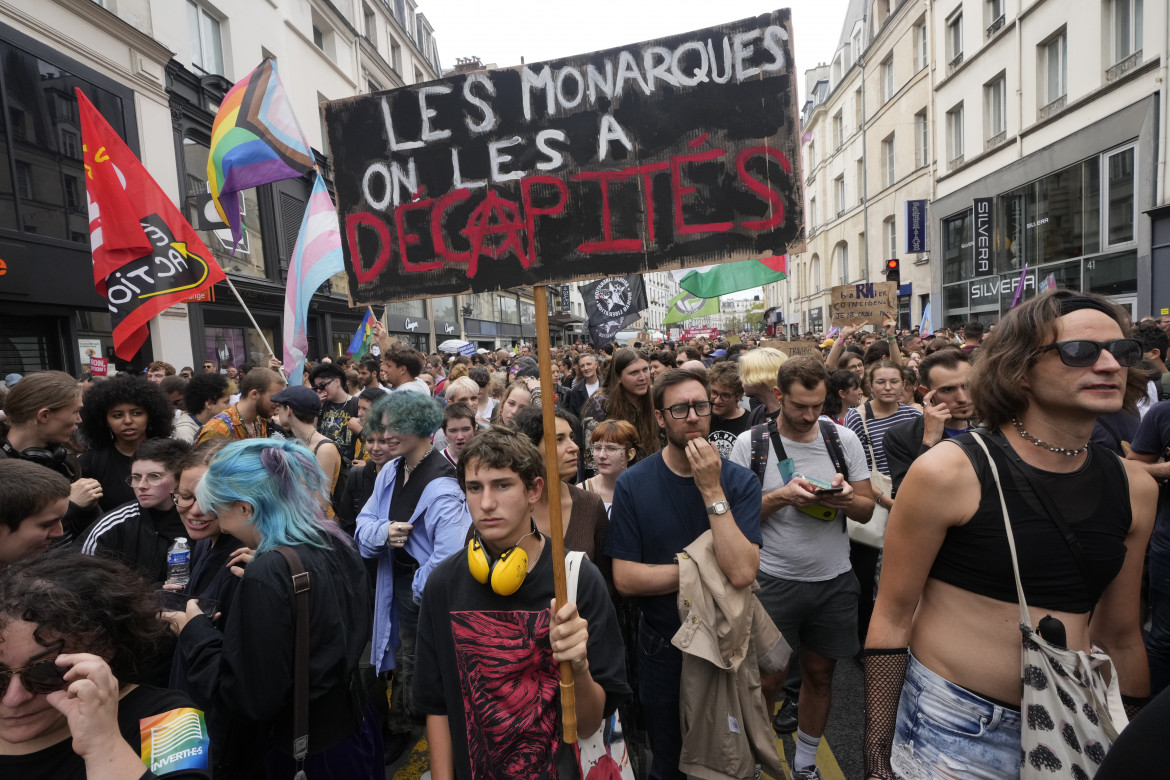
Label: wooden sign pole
xmin=533 ymin=284 xmax=576 ymax=743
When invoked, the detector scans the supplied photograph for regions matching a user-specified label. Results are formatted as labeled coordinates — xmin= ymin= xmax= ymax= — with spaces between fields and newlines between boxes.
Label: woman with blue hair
xmin=166 ymin=437 xmax=381 ymax=779
xmin=355 ymin=391 xmax=471 ymax=760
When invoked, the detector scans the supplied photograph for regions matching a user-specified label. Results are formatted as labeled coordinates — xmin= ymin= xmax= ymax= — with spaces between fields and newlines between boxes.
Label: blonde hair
xmin=737 ymin=347 xmax=789 ymax=389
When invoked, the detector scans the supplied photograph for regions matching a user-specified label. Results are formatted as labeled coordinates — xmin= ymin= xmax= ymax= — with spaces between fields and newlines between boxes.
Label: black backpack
xmin=749 ymin=417 xmax=851 ymax=532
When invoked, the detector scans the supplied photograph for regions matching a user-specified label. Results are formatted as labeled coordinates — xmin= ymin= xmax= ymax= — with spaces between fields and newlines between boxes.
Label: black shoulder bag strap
xmin=274 ymin=546 xmax=311 ymax=780
xmin=818 ymin=419 xmax=850 ymax=483
xmin=765 ymin=416 xmax=790 ymax=465
xmin=750 ymin=423 xmax=770 ymax=484
xmin=979 ymin=431 xmax=1101 ymax=614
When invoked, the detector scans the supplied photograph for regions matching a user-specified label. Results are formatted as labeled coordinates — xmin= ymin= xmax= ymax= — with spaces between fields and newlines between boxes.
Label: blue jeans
xmin=637 ymin=618 xmax=685 ymax=780
xmin=1146 ymin=550 xmax=1170 ymax=696
xmin=891 ymin=653 xmax=1022 ymax=780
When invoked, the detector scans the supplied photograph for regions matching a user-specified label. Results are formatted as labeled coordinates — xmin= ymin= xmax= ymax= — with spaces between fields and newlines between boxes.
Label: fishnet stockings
xmin=863 ymin=648 xmax=910 ymax=780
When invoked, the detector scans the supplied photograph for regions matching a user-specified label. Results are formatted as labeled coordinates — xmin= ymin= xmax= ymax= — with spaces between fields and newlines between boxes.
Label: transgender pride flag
xmin=283 ymin=174 xmax=344 ymax=385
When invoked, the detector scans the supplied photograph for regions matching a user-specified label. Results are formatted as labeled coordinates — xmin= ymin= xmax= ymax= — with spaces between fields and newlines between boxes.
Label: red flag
xmin=78 ymin=89 xmax=224 ymax=359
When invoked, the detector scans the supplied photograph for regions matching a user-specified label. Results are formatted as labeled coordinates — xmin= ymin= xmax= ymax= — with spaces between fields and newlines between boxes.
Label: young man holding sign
xmin=413 ymin=427 xmax=628 ymax=779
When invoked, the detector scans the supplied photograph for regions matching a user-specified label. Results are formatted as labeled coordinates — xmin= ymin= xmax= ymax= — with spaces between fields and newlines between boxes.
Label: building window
xmin=363 ymin=4 xmax=377 ymax=44
xmin=182 ymin=134 xmax=267 ymax=279
xmin=881 ymin=56 xmax=894 ymax=102
xmin=856 ymin=159 xmax=864 ymax=203
xmin=833 ymin=111 xmax=844 ymax=148
xmin=1041 ymin=31 xmax=1067 ymax=108
xmin=390 ymin=38 xmax=402 ymax=74
xmin=946 ymin=103 xmax=964 ymax=165
xmin=187 ymin=0 xmax=224 ymax=76
xmin=1113 ymin=0 xmax=1143 ymax=63
xmin=60 ymin=128 xmax=80 ymax=159
xmin=985 ymin=75 xmax=1006 ymax=144
xmin=834 ymin=175 xmax=845 ymax=215
xmin=64 ymin=175 xmax=81 ymax=212
xmin=882 ymin=134 xmax=895 ymax=187
xmin=946 ymin=12 xmax=963 ymax=69
xmin=855 ymin=88 xmax=863 ymax=127
xmin=915 ymin=110 xmax=929 ymax=167
xmin=986 ymin=0 xmax=1005 ymax=37
xmin=810 ymin=255 xmax=821 ymax=292
xmin=834 ymin=242 xmax=849 ymax=284
xmin=915 ymin=20 xmax=928 ymax=71
xmin=809 ymin=196 xmax=817 ymax=230
xmin=885 ymin=217 xmax=897 ymax=260
xmin=852 ymin=30 xmax=863 ymax=61
xmin=312 ymin=26 xmax=324 ymax=50
xmin=1105 ymin=146 xmax=1135 ymax=246
xmin=808 ymin=139 xmax=816 ymax=170
xmin=857 ymin=232 xmax=867 ymax=278
xmin=15 ymin=160 xmax=31 ymax=199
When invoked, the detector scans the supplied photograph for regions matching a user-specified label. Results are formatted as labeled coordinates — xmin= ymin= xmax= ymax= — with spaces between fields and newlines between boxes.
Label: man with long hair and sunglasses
xmin=863 ymin=290 xmax=1156 ymax=780
xmin=606 ymin=368 xmax=763 ymax=780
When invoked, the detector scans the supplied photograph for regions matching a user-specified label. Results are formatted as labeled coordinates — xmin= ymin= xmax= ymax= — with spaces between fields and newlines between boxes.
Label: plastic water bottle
xmin=166 ymin=537 xmax=191 ymax=588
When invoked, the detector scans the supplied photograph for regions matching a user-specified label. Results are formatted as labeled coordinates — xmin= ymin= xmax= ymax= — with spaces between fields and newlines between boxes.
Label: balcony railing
xmin=947 ymin=154 xmax=965 ymax=171
xmin=947 ymin=52 xmax=964 ymax=73
xmin=986 ymin=15 xmax=1005 ymax=39
xmin=985 ymin=130 xmax=1006 ymax=151
xmin=1106 ymin=51 xmax=1143 ymax=82
xmin=1038 ymin=94 xmax=1066 ymax=120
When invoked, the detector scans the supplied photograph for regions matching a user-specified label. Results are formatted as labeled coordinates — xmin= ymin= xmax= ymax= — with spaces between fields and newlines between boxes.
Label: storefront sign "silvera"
xmin=404 ymin=318 xmax=420 ymax=331
xmin=971 ymin=272 xmax=1035 ymax=299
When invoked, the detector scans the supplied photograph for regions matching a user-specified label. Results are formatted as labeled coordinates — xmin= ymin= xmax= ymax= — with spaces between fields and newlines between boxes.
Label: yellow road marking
xmin=392 ymin=736 xmax=430 ymax=780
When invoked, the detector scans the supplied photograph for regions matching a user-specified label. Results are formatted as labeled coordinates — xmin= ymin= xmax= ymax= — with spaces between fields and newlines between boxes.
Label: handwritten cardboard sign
xmin=323 ymin=10 xmax=803 ymax=305
xmin=762 ymin=339 xmax=819 ymax=357
xmin=830 ymin=282 xmax=897 ymax=327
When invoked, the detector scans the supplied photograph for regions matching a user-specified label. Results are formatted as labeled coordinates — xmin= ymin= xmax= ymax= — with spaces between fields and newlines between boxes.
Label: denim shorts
xmin=891 ymin=652 xmax=1022 ymax=780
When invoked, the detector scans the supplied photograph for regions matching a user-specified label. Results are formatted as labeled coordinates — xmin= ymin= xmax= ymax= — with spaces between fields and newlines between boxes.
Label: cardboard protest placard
xmin=830 ymin=282 xmax=898 ymax=327
xmin=323 ymin=10 xmax=803 ymax=305
xmin=762 ymin=339 xmax=819 ymax=357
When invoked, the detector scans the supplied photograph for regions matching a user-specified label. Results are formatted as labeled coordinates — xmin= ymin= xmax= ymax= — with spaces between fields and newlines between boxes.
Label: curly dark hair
xmin=0 ymin=550 xmax=171 ymax=682
xmin=79 ymin=375 xmax=174 ymax=447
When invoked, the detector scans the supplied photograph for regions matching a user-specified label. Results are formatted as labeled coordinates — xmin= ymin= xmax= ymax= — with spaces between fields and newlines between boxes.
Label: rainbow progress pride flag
xmin=208 ymin=58 xmax=315 ymax=251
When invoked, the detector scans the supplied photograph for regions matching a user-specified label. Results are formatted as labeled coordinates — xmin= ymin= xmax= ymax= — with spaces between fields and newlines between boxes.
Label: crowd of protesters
xmin=2 ymin=290 xmax=1170 ymax=778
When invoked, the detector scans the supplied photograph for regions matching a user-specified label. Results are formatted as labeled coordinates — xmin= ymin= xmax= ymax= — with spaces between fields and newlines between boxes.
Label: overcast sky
xmin=416 ymin=1 xmax=849 ymax=300
xmin=420 ymin=0 xmax=848 ymax=109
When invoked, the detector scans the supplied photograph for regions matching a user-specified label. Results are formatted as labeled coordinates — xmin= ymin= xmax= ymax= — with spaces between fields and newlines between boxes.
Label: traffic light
xmin=884 ymin=258 xmax=900 ymax=285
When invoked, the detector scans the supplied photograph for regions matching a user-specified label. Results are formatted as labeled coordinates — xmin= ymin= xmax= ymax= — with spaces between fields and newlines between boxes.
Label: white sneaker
xmin=792 ymin=767 xmax=822 ymax=780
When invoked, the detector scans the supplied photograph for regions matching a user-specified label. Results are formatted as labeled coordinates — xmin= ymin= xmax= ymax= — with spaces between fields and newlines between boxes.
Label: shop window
xmin=182 ymin=134 xmax=266 ymax=278
xmin=1085 ymin=251 xmax=1137 ymax=296
xmin=942 ymin=209 xmax=972 ymax=284
xmin=187 ymin=0 xmax=224 ymax=76
xmin=1105 ymin=146 xmax=1135 ymax=246
xmin=520 ymin=301 xmax=535 ymax=326
xmin=386 ymin=300 xmax=425 ymax=318
xmin=497 ymin=294 xmax=519 ymax=324
xmin=432 ymin=296 xmax=457 ymax=322
xmin=0 ymin=43 xmax=125 ymax=240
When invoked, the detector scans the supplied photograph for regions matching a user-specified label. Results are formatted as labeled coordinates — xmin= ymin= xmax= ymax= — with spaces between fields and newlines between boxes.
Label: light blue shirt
xmin=354 ymin=457 xmax=471 ymax=673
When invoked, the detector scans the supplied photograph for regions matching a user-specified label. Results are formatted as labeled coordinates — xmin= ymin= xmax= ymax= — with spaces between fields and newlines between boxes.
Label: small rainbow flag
xmin=347 ymin=309 xmax=376 ymax=360
xmin=208 ymin=59 xmax=315 ymax=252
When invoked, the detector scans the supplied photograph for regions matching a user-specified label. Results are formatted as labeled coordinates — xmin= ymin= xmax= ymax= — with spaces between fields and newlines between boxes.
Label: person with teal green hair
xmin=167 ymin=438 xmax=383 ymax=778
xmin=355 ymin=391 xmax=471 ymax=759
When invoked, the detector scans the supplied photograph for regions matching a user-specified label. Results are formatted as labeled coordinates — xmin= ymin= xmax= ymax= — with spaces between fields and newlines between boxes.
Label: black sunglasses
xmin=1038 ymin=339 xmax=1143 ymax=368
xmin=0 ymin=647 xmax=68 ymax=697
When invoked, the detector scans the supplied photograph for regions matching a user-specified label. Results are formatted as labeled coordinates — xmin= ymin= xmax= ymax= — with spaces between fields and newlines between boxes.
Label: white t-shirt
xmin=729 ymin=422 xmax=870 ymax=582
xmin=585 ymin=380 xmax=600 ymax=397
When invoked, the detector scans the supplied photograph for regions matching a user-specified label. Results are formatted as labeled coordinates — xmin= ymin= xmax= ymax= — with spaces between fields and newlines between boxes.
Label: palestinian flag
xmin=679 ymin=256 xmax=787 ymax=298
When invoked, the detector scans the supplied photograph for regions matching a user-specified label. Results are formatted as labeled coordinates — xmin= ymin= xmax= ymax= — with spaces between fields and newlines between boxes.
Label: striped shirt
xmin=844 ymin=403 xmax=922 ymax=477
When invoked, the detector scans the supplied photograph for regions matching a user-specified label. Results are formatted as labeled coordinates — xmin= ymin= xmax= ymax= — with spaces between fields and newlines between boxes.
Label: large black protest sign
xmin=324 ymin=10 xmax=803 ymax=306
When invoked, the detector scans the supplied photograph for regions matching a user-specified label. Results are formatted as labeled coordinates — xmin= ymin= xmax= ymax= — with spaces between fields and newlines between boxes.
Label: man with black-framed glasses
xmin=606 ymin=368 xmax=764 ymax=780
xmin=77 ymin=437 xmax=191 ymax=585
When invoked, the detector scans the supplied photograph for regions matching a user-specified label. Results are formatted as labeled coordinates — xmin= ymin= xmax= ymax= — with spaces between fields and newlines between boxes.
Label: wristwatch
xmin=706 ymin=500 xmax=730 ymax=516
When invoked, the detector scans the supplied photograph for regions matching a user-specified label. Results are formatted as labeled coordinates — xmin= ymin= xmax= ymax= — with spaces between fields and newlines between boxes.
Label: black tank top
xmin=929 ymin=431 xmax=1131 ymax=613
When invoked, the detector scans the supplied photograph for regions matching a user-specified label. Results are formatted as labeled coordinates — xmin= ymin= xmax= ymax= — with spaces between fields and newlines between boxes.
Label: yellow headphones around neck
xmin=467 ymin=519 xmax=539 ymax=596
